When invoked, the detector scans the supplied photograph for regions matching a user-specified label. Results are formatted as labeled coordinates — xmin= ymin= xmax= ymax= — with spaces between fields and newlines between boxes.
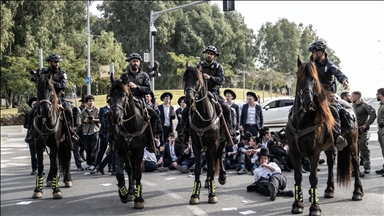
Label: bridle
xmin=110 ymin=94 xmax=137 ymax=125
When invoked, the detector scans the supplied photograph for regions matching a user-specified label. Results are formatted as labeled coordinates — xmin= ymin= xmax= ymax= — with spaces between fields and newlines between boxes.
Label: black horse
xmin=183 ymin=62 xmax=227 ymax=205
xmin=286 ymin=57 xmax=363 ymax=215
xmin=31 ymin=73 xmax=72 ymax=199
xmin=109 ymin=74 xmax=151 ymax=209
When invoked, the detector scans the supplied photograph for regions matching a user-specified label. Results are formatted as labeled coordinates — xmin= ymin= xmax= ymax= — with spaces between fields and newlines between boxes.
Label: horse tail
xmin=337 ymin=143 xmax=351 ymax=187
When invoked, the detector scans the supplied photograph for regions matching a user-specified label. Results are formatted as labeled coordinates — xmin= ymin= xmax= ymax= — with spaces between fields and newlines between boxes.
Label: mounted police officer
xmin=25 ymin=53 xmax=79 ymax=143
xmin=308 ymin=41 xmax=349 ymax=151
xmin=176 ymin=45 xmax=237 ymax=146
xmin=118 ymin=53 xmax=162 ymax=140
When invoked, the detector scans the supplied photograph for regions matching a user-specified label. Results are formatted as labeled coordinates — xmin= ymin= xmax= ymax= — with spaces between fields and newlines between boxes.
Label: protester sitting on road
xmin=157 ymin=133 xmax=184 ymax=171
xmin=237 ymin=132 xmax=257 ymax=175
xmin=142 ymin=147 xmax=158 ymax=172
xmin=246 ymin=147 xmax=294 ymax=201
xmin=259 ymin=127 xmax=275 ymax=150
xmin=269 ymin=129 xmax=290 ymax=172
xmin=225 ymin=143 xmax=238 ymax=170
xmin=176 ymin=136 xmax=196 ymax=173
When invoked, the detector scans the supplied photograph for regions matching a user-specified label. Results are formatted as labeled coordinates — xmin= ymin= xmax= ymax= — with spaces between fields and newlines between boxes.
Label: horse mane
xmin=109 ymin=79 xmax=134 ymax=106
xmin=183 ymin=65 xmax=206 ymax=93
xmin=297 ymin=62 xmax=335 ymax=133
xmin=36 ymin=74 xmax=59 ymax=111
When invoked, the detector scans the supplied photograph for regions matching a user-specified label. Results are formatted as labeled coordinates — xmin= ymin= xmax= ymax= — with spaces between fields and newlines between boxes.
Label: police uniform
xmin=377 ymin=100 xmax=384 ymax=172
xmin=353 ymin=100 xmax=377 ymax=172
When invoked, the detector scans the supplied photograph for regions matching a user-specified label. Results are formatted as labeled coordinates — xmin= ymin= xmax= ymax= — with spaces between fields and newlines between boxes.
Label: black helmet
xmin=126 ymin=53 xmax=142 ymax=62
xmin=202 ymin=45 xmax=220 ymax=56
xmin=45 ymin=53 xmax=62 ymax=62
xmin=308 ymin=41 xmax=327 ymax=53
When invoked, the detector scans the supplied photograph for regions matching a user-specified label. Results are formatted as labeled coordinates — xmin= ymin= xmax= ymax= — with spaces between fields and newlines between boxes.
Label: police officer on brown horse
xmin=176 ymin=45 xmax=237 ymax=146
xmin=25 ymin=53 xmax=79 ymax=143
xmin=308 ymin=41 xmax=349 ymax=151
xmin=118 ymin=53 xmax=162 ymax=142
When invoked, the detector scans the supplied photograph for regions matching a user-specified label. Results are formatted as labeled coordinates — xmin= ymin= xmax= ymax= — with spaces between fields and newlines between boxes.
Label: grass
xmin=0 ymin=88 xmax=288 ymax=118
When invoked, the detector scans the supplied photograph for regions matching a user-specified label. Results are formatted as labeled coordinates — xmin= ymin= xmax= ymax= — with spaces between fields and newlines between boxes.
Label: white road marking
xmin=11 ymin=156 xmax=31 ymax=160
xmin=1 ymin=152 xmax=13 ymax=155
xmin=186 ymin=205 xmax=209 ymax=216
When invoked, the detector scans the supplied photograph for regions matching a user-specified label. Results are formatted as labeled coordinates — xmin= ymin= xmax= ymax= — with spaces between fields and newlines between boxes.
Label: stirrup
xmin=335 ymin=135 xmax=347 ymax=151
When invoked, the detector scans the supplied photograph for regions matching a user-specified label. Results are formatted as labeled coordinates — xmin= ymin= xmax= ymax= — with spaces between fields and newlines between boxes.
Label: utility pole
xmin=86 ymin=0 xmax=91 ymax=95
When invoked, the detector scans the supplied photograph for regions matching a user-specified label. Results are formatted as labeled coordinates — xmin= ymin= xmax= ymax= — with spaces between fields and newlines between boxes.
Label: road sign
xmin=99 ymin=65 xmax=110 ymax=78
xmin=85 ymin=76 xmax=90 ymax=85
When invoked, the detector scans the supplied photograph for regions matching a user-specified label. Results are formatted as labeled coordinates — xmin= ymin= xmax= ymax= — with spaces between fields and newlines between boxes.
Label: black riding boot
xmin=330 ymin=104 xmax=347 ymax=151
xmin=175 ymin=107 xmax=189 ymax=147
xmin=221 ymin=102 xmax=238 ymax=145
xmin=24 ymin=106 xmax=37 ymax=143
xmin=64 ymin=105 xmax=79 ymax=142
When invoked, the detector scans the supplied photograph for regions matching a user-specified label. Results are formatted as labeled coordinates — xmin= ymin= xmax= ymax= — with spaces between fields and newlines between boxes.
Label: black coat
xmin=158 ymin=104 xmax=175 ymax=131
xmin=175 ymin=107 xmax=184 ymax=132
xmin=161 ymin=142 xmax=184 ymax=165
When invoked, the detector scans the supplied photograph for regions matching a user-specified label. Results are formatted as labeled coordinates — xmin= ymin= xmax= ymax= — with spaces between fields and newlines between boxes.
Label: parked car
xmin=261 ymin=97 xmax=294 ymax=127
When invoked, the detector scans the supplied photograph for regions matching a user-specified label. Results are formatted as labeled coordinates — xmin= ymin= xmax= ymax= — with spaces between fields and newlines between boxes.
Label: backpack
xmin=339 ymin=107 xmax=356 ymax=133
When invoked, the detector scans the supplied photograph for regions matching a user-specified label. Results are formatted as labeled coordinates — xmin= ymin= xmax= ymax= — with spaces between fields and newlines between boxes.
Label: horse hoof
xmin=32 ymin=192 xmax=43 ymax=199
xmin=189 ymin=197 xmax=200 ymax=205
xmin=65 ymin=181 xmax=73 ymax=188
xmin=46 ymin=181 xmax=52 ymax=187
xmin=53 ymin=192 xmax=63 ymax=199
xmin=352 ymin=194 xmax=363 ymax=201
xmin=218 ymin=178 xmax=227 ymax=185
xmin=324 ymin=191 xmax=334 ymax=198
xmin=134 ymin=202 xmax=144 ymax=209
xmin=120 ymin=197 xmax=129 ymax=203
xmin=309 ymin=210 xmax=321 ymax=216
xmin=291 ymin=206 xmax=304 ymax=214
xmin=128 ymin=194 xmax=135 ymax=202
xmin=208 ymin=196 xmax=218 ymax=204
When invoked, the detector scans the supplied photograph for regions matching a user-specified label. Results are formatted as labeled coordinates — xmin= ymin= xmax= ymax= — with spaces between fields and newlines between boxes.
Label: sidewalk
xmin=0 ymin=125 xmax=26 ymax=141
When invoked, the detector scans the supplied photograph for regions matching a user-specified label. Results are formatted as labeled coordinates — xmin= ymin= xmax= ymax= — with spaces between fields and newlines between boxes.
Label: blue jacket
xmin=239 ymin=103 xmax=263 ymax=130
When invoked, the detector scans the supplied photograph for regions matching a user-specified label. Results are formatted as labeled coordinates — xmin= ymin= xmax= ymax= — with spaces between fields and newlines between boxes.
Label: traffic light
xmin=223 ymin=0 xmax=235 ymax=11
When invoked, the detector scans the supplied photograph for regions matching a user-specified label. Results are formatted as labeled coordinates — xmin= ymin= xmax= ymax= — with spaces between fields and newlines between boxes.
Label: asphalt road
xmin=1 ymin=99 xmax=383 ymax=216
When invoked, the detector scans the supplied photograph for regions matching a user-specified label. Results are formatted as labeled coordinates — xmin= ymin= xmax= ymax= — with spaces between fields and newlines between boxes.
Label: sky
xmin=90 ymin=1 xmax=384 ymax=97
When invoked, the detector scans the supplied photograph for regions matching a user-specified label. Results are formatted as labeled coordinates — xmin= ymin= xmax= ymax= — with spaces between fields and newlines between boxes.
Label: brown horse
xmin=183 ymin=62 xmax=227 ymax=204
xmin=285 ymin=57 xmax=363 ymax=215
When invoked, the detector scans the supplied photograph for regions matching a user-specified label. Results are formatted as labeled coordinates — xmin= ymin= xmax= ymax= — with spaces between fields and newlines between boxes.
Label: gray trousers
xmin=378 ymin=127 xmax=384 ymax=168
xmin=358 ymin=130 xmax=370 ymax=169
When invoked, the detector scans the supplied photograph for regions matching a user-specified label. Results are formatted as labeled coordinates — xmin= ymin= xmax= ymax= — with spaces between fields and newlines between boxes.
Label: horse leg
xmin=133 ymin=155 xmax=144 ymax=209
xmin=115 ymin=152 xmax=130 ymax=203
xmin=190 ymin=151 xmax=202 ymax=205
xmin=324 ymin=150 xmax=335 ymax=198
xmin=290 ymin=151 xmax=304 ymax=214
xmin=50 ymin=144 xmax=63 ymax=199
xmin=124 ymin=157 xmax=135 ymax=202
xmin=32 ymin=143 xmax=44 ymax=199
xmin=349 ymin=140 xmax=364 ymax=201
xmin=62 ymin=140 xmax=73 ymax=188
xmin=308 ymin=154 xmax=321 ymax=216
xmin=218 ymin=141 xmax=227 ymax=185
xmin=206 ymin=147 xmax=218 ymax=204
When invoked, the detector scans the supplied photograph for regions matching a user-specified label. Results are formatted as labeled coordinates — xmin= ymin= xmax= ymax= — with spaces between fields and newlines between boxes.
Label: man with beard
xmin=341 ymin=91 xmax=352 ymax=103
xmin=308 ymin=41 xmax=349 ymax=151
xmin=176 ymin=45 xmax=237 ymax=146
xmin=25 ymin=53 xmax=79 ymax=143
xmin=375 ymin=88 xmax=384 ymax=177
xmin=118 ymin=53 xmax=162 ymax=146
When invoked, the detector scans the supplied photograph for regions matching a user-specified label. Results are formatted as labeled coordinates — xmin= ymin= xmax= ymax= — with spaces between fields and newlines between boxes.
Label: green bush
xmin=0 ymin=114 xmax=24 ymax=126
xmin=17 ymin=103 xmax=31 ymax=115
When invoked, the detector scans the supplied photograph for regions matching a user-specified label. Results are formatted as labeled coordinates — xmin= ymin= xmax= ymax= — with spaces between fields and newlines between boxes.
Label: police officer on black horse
xmin=116 ymin=53 xmax=162 ymax=144
xmin=25 ymin=53 xmax=79 ymax=143
xmin=176 ymin=45 xmax=238 ymax=146
xmin=308 ymin=41 xmax=350 ymax=151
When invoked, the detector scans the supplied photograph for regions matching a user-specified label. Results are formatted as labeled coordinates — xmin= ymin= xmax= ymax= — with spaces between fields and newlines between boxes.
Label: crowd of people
xmin=23 ymin=42 xmax=384 ymax=203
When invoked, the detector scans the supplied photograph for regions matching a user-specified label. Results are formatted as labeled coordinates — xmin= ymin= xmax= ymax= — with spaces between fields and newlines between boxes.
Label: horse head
xmin=109 ymin=78 xmax=133 ymax=125
xmin=36 ymin=73 xmax=58 ymax=119
xmin=183 ymin=62 xmax=204 ymax=107
xmin=296 ymin=56 xmax=317 ymax=113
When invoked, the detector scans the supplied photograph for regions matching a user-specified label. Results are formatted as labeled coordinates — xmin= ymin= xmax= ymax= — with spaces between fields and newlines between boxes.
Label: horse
xmin=109 ymin=74 xmax=151 ymax=209
xmin=285 ymin=57 xmax=363 ymax=215
xmin=31 ymin=73 xmax=73 ymax=199
xmin=183 ymin=62 xmax=227 ymax=205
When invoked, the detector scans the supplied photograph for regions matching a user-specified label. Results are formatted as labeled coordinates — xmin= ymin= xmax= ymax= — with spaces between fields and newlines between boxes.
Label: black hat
xmin=79 ymin=95 xmax=85 ymax=102
xmin=147 ymin=92 xmax=156 ymax=104
xmin=274 ymin=128 xmax=287 ymax=144
xmin=241 ymin=131 xmax=253 ymax=141
xmin=224 ymin=89 xmax=236 ymax=100
xmin=160 ymin=92 xmax=173 ymax=101
xmin=178 ymin=96 xmax=185 ymax=106
xmin=28 ymin=97 xmax=38 ymax=108
xmin=258 ymin=147 xmax=271 ymax=157
xmin=246 ymin=91 xmax=258 ymax=101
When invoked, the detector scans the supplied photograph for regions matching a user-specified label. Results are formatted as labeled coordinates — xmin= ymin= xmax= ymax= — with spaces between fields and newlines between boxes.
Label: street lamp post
xmin=241 ymin=64 xmax=246 ymax=102
xmin=86 ymin=0 xmax=91 ymax=95
xmin=149 ymin=0 xmax=209 ymax=92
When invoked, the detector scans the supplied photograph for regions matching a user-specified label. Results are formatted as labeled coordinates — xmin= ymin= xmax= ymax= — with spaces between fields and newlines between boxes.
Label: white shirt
xmin=143 ymin=148 xmax=157 ymax=163
xmin=253 ymin=162 xmax=281 ymax=182
xmin=246 ymin=104 xmax=256 ymax=125
xmin=169 ymin=143 xmax=178 ymax=162
xmin=163 ymin=105 xmax=171 ymax=126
